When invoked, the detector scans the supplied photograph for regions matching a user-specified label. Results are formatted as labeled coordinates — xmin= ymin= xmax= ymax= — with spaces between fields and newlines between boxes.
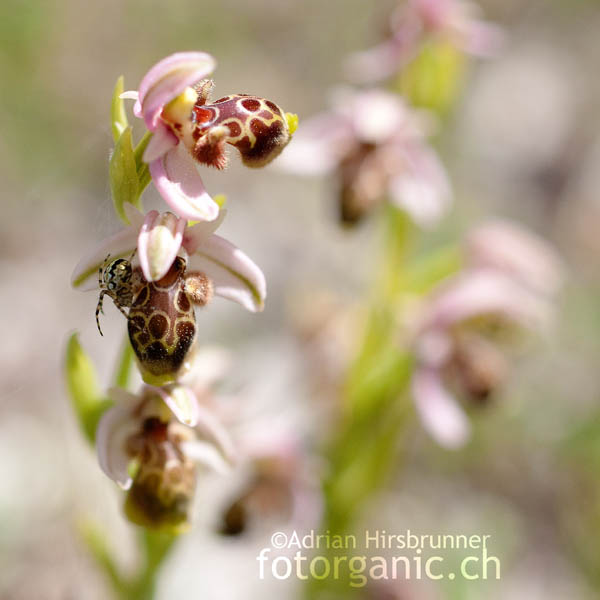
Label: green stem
xmin=123 ymin=531 xmax=177 ymax=600
xmin=113 ymin=335 xmax=135 ymax=389
xmin=306 ymin=207 xmax=417 ymax=597
xmin=84 ymin=522 xmax=177 ymax=600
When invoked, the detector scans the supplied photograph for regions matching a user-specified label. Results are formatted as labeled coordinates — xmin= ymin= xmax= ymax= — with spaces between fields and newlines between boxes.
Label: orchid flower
xmin=410 ymin=221 xmax=563 ymax=449
xmin=218 ymin=423 xmax=322 ymax=537
xmin=465 ymin=219 xmax=565 ymax=297
xmin=96 ymin=378 xmax=235 ymax=531
xmin=71 ymin=204 xmax=266 ymax=314
xmin=278 ymin=88 xmax=451 ymax=226
xmin=345 ymin=0 xmax=504 ymax=84
xmin=173 ymin=351 xmax=323 ymax=536
xmin=122 ymin=52 xmax=295 ymax=221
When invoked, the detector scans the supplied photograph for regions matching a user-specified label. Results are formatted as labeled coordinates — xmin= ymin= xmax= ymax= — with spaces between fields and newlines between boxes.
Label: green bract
xmin=395 ymin=40 xmax=465 ymax=117
xmin=111 ymin=75 xmax=129 ymax=143
xmin=65 ymin=333 xmax=112 ymax=443
xmin=110 ymin=127 xmax=141 ymax=224
xmin=109 ymin=76 xmax=154 ymax=223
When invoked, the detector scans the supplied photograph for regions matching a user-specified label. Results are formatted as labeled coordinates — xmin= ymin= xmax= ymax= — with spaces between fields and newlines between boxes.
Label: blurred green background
xmin=3 ymin=0 xmax=600 ymax=598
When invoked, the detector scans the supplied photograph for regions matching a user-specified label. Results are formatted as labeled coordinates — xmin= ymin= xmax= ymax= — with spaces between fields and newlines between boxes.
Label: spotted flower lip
xmin=345 ymin=0 xmax=504 ymax=84
xmin=71 ymin=204 xmax=266 ymax=313
xmin=122 ymin=52 xmax=220 ymax=222
xmin=278 ymin=88 xmax=451 ymax=227
xmin=96 ymin=384 xmax=236 ymax=490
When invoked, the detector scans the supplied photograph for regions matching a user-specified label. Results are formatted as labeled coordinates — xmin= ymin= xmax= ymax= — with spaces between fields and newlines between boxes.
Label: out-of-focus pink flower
xmin=162 ymin=347 xmax=323 ymax=536
xmin=218 ymin=423 xmax=322 ymax=536
xmin=410 ymin=221 xmax=563 ymax=449
xmin=465 ymin=219 xmax=565 ymax=296
xmin=71 ymin=205 xmax=266 ymax=313
xmin=346 ymin=0 xmax=504 ymax=84
xmin=122 ymin=52 xmax=293 ymax=221
xmin=96 ymin=382 xmax=235 ymax=531
xmin=278 ymin=88 xmax=451 ymax=227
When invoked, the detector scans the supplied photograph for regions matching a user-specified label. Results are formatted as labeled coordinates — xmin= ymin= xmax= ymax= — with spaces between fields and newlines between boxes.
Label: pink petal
xmin=181 ymin=209 xmax=226 ymax=254
xmin=143 ymin=122 xmax=179 ymax=163
xmin=421 ymin=270 xmax=553 ymax=333
xmin=460 ymin=21 xmax=505 ymax=58
xmin=149 ymin=145 xmax=220 ymax=222
xmin=415 ymin=0 xmax=454 ymax=29
xmin=188 ymin=234 xmax=266 ymax=312
xmin=411 ymin=367 xmax=470 ymax=449
xmin=344 ymin=38 xmax=409 ymax=84
xmin=289 ymin=481 xmax=324 ymax=532
xmin=137 ymin=52 xmax=216 ymax=130
xmin=465 ymin=220 xmax=564 ymax=296
xmin=138 ymin=210 xmax=186 ymax=282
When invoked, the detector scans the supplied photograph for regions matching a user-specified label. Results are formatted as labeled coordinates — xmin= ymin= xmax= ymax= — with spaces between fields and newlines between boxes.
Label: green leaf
xmin=64 ymin=333 xmax=112 ymax=444
xmin=111 ymin=76 xmax=129 ymax=143
xmin=110 ymin=127 xmax=140 ymax=224
xmin=113 ymin=337 xmax=135 ymax=389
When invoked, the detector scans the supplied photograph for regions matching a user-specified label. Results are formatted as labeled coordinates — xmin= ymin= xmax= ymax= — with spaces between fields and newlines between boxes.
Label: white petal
xmin=275 ymin=113 xmax=354 ymax=176
xmin=177 ymin=346 xmax=232 ymax=390
xmin=388 ymin=143 xmax=452 ymax=228
xmin=343 ymin=88 xmax=408 ymax=144
xmin=189 ymin=234 xmax=266 ymax=312
xmin=153 ymin=384 xmax=199 ymax=427
xmin=138 ymin=210 xmax=186 ymax=282
xmin=149 ymin=145 xmax=220 ymax=222
xmin=96 ymin=403 xmax=138 ymax=489
xmin=180 ymin=440 xmax=232 ymax=475
xmin=411 ymin=367 xmax=470 ymax=449
xmin=71 ymin=226 xmax=138 ymax=291
xmin=194 ymin=403 xmax=237 ymax=464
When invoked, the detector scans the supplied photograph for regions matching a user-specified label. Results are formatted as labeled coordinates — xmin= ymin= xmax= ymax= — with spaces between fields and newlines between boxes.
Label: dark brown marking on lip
xmin=177 ymin=290 xmax=191 ymax=312
xmin=226 ymin=121 xmax=242 ymax=137
xmin=148 ymin=314 xmax=168 ymax=339
xmin=241 ymin=98 xmax=261 ymax=112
